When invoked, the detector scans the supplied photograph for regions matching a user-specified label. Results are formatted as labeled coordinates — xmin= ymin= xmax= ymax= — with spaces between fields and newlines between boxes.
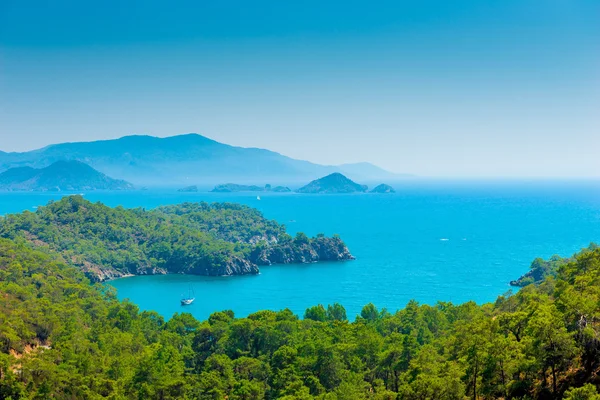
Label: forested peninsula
xmin=510 ymin=243 xmax=598 ymax=287
xmin=2 ymin=238 xmax=600 ymax=399
xmin=0 ymin=196 xmax=353 ymax=282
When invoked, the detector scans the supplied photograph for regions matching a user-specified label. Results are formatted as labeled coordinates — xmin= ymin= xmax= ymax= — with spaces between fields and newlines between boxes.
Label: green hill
xmin=0 ymin=196 xmax=353 ymax=281
xmin=0 ymin=160 xmax=134 ymax=191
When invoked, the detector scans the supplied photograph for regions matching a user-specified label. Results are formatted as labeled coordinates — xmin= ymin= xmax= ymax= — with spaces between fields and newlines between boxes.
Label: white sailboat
xmin=180 ymin=286 xmax=195 ymax=305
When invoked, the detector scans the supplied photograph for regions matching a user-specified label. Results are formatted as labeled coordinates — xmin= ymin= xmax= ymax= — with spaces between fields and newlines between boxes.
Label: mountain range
xmin=0 ymin=134 xmax=408 ymax=186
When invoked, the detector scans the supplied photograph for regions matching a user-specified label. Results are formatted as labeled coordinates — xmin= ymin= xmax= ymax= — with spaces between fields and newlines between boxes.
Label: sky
xmin=0 ymin=0 xmax=599 ymax=177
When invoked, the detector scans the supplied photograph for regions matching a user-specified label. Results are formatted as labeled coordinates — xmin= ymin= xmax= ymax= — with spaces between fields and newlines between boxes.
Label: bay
xmin=1 ymin=179 xmax=599 ymax=320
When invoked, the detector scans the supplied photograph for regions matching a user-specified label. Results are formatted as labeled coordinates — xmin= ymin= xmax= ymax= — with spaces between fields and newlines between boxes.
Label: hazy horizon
xmin=1 ymin=0 xmax=599 ymax=177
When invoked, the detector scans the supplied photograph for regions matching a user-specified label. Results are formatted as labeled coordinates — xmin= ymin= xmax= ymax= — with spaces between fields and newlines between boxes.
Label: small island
xmin=269 ymin=185 xmax=292 ymax=193
xmin=0 ymin=160 xmax=134 ymax=191
xmin=370 ymin=183 xmax=395 ymax=193
xmin=178 ymin=185 xmax=199 ymax=192
xmin=296 ymin=172 xmax=368 ymax=194
xmin=211 ymin=183 xmax=291 ymax=193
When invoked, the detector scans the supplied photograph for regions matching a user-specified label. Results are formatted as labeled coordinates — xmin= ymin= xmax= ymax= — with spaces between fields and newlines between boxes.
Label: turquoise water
xmin=1 ymin=180 xmax=599 ymax=320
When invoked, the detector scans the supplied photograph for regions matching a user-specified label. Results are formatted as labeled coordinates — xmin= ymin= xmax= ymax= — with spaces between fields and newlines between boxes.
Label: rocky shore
xmin=88 ymin=237 xmax=353 ymax=282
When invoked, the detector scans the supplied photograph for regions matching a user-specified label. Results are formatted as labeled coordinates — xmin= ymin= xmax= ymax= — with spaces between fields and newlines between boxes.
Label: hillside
xmin=510 ymin=243 xmax=598 ymax=286
xmin=296 ymin=173 xmax=368 ymax=194
xmin=0 ymin=196 xmax=353 ymax=281
xmin=0 ymin=160 xmax=134 ymax=191
xmin=2 ymin=238 xmax=600 ymax=398
xmin=0 ymin=134 xmax=402 ymax=185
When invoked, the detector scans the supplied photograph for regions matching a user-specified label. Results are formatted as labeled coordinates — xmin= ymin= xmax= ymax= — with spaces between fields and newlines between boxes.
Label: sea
xmin=1 ymin=179 xmax=599 ymax=321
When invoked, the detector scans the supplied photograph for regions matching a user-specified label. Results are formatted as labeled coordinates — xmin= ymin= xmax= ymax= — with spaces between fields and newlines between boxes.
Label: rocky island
xmin=269 ymin=184 xmax=292 ymax=192
xmin=211 ymin=183 xmax=291 ymax=193
xmin=178 ymin=185 xmax=199 ymax=192
xmin=296 ymin=172 xmax=368 ymax=194
xmin=370 ymin=183 xmax=396 ymax=193
xmin=0 ymin=196 xmax=353 ymax=281
xmin=0 ymin=160 xmax=134 ymax=191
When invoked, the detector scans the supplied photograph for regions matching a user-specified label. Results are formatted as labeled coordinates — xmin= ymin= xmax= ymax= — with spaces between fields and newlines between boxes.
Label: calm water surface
xmin=1 ymin=180 xmax=599 ymax=320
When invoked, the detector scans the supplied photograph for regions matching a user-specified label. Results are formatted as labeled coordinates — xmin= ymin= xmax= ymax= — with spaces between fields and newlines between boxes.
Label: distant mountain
xmin=296 ymin=173 xmax=368 ymax=194
xmin=0 ymin=134 xmax=405 ymax=186
xmin=0 ymin=160 xmax=134 ymax=191
xmin=370 ymin=184 xmax=395 ymax=193
xmin=211 ymin=183 xmax=291 ymax=193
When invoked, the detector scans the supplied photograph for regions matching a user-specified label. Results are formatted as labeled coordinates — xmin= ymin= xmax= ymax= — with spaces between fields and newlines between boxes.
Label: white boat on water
xmin=257 ymin=196 xmax=261 ymax=200
xmin=180 ymin=286 xmax=195 ymax=305
xmin=181 ymin=298 xmax=194 ymax=305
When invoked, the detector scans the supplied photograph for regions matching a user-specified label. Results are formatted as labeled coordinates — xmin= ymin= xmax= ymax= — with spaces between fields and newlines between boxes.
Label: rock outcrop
xmin=251 ymin=236 xmax=355 ymax=266
xmin=187 ymin=256 xmax=260 ymax=276
xmin=82 ymin=256 xmax=259 ymax=282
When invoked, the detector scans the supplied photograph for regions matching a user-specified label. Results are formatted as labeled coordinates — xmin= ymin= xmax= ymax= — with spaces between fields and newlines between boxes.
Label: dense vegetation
xmin=156 ymin=202 xmax=284 ymax=244
xmin=0 ymin=196 xmax=353 ymax=281
xmin=510 ymin=244 xmax=598 ymax=287
xmin=2 ymin=236 xmax=600 ymax=399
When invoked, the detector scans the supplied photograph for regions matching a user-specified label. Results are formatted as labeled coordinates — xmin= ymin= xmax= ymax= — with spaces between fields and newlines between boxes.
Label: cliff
xmin=251 ymin=235 xmax=355 ymax=265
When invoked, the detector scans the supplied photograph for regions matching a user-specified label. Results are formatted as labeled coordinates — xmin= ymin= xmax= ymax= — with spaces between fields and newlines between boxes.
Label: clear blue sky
xmin=1 ymin=0 xmax=598 ymax=177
